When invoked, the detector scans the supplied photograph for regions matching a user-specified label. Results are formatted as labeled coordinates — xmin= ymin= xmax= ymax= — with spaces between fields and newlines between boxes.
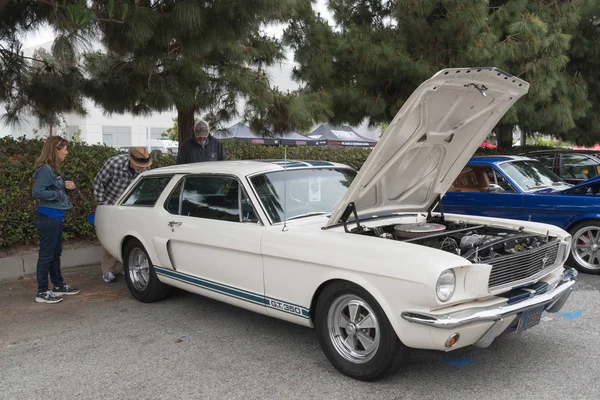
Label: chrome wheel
xmin=572 ymin=225 xmax=600 ymax=271
xmin=327 ymin=294 xmax=381 ymax=364
xmin=128 ymin=247 xmax=150 ymax=291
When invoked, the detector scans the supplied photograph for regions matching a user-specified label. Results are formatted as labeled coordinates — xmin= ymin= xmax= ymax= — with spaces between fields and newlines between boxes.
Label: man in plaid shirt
xmin=93 ymin=147 xmax=152 ymax=283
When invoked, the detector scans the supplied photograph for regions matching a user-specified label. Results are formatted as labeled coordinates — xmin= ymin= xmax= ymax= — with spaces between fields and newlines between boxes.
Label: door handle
xmin=168 ymin=221 xmax=182 ymax=228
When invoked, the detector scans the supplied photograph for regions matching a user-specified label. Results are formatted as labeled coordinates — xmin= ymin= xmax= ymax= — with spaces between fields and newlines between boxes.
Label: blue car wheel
xmin=569 ymin=221 xmax=600 ymax=275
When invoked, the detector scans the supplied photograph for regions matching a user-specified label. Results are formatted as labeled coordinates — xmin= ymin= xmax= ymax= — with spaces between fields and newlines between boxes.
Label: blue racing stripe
xmin=156 ymin=266 xmax=265 ymax=298
xmin=155 ymin=266 xmax=266 ymax=305
xmin=258 ymin=160 xmax=310 ymax=169
xmin=157 ymin=270 xmax=267 ymax=307
xmin=155 ymin=266 xmax=311 ymax=319
xmin=305 ymin=161 xmax=333 ymax=167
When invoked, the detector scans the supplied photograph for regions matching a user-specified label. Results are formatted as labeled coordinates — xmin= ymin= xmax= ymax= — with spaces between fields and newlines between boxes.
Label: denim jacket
xmin=32 ymin=164 xmax=73 ymax=210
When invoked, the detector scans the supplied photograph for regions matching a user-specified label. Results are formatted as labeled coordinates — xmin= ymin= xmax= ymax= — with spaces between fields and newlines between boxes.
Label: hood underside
xmin=326 ymin=67 xmax=530 ymax=228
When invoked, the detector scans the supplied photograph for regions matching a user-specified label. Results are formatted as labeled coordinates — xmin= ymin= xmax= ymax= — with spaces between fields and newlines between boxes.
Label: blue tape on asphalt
xmin=556 ymin=309 xmax=583 ymax=320
xmin=441 ymin=355 xmax=474 ymax=367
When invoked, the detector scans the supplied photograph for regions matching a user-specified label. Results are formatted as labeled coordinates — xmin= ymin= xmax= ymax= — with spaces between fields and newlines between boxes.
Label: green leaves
xmin=287 ymin=0 xmax=596 ymax=147
xmin=174 ymin=1 xmax=204 ymax=34
xmin=507 ymin=15 xmax=548 ymax=37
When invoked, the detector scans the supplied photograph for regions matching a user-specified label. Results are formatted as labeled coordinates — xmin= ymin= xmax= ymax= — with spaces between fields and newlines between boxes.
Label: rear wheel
xmin=314 ymin=281 xmax=409 ymax=381
xmin=569 ymin=221 xmax=600 ymax=275
xmin=123 ymin=239 xmax=171 ymax=302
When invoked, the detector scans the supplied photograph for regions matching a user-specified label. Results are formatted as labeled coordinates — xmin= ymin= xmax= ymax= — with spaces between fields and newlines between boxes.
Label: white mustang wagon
xmin=95 ymin=67 xmax=577 ymax=380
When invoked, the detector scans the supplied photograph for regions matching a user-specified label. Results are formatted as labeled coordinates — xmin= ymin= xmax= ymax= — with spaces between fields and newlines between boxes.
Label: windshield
xmin=499 ymin=160 xmax=566 ymax=191
xmin=250 ymin=168 xmax=357 ymax=223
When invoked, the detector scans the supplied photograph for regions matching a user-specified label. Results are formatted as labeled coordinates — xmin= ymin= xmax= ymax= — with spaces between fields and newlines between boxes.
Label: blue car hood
xmin=560 ymin=176 xmax=600 ymax=191
xmin=536 ymin=176 xmax=600 ymax=194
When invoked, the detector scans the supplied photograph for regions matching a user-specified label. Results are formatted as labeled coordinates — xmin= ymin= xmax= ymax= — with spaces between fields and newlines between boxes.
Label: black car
xmin=521 ymin=149 xmax=600 ymax=184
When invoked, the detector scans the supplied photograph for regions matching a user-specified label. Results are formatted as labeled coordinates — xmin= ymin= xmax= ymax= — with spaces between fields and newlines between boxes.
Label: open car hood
xmin=325 ymin=67 xmax=530 ymax=228
xmin=555 ymin=175 xmax=600 ymax=193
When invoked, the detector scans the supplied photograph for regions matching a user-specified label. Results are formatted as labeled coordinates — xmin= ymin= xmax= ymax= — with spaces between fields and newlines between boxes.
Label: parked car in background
xmin=150 ymin=139 xmax=178 ymax=156
xmin=95 ymin=68 xmax=577 ymax=380
xmin=118 ymin=140 xmax=179 ymax=157
xmin=521 ymin=150 xmax=600 ymax=184
xmin=443 ymin=155 xmax=600 ymax=274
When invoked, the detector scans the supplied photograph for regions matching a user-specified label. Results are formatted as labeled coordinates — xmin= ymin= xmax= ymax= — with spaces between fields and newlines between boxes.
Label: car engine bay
xmin=356 ymin=215 xmax=557 ymax=263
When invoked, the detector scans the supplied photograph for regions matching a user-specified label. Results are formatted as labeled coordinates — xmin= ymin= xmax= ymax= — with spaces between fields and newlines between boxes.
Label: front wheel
xmin=314 ymin=282 xmax=409 ymax=381
xmin=569 ymin=221 xmax=600 ymax=275
xmin=123 ymin=239 xmax=172 ymax=302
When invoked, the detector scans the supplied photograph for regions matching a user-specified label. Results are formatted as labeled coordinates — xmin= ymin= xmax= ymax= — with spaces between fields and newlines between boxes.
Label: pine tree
xmin=0 ymin=0 xmax=130 ymax=130
xmin=284 ymin=0 xmax=592 ymax=148
xmin=563 ymin=1 xmax=600 ymax=145
xmin=84 ymin=0 xmax=328 ymax=142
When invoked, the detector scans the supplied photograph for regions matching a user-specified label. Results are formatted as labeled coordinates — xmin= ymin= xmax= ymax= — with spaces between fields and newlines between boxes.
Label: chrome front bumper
xmin=401 ymin=268 xmax=577 ymax=345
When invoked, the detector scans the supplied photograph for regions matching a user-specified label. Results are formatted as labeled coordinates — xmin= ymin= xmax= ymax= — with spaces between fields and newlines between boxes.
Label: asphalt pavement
xmin=1 ymin=265 xmax=598 ymax=400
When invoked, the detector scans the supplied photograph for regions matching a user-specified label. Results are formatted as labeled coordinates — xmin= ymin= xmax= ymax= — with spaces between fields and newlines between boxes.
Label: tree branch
xmin=0 ymin=46 xmax=50 ymax=66
xmin=34 ymin=0 xmax=126 ymax=24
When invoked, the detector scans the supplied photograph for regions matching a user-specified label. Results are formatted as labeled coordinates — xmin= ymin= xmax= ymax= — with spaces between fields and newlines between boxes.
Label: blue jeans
xmin=35 ymin=212 xmax=64 ymax=293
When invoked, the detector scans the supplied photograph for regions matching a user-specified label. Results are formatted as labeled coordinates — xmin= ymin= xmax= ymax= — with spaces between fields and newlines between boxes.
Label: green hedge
xmin=0 ymin=135 xmax=557 ymax=249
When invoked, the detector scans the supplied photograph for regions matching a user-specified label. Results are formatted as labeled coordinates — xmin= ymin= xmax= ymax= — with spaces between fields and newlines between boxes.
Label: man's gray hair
xmin=194 ymin=119 xmax=210 ymax=136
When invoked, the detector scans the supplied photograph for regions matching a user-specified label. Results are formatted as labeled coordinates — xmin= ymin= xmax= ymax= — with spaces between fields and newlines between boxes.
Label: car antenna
xmin=282 ymin=146 xmax=289 ymax=232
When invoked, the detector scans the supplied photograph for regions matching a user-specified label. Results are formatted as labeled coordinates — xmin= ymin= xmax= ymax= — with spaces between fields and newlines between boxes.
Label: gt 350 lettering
xmin=270 ymin=300 xmax=302 ymax=315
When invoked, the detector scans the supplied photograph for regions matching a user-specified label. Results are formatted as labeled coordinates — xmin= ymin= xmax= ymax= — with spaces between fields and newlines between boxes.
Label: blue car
xmin=441 ymin=155 xmax=600 ymax=274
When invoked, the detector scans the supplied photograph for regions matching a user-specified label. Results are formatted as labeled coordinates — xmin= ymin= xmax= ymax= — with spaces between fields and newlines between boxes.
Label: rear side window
xmin=533 ymin=155 xmax=555 ymax=171
xmin=560 ymin=154 xmax=599 ymax=180
xmin=181 ymin=175 xmax=241 ymax=222
xmin=165 ymin=175 xmax=260 ymax=223
xmin=122 ymin=176 xmax=173 ymax=207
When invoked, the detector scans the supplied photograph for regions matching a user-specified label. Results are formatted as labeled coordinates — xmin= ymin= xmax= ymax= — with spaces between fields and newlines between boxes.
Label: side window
xmin=122 ymin=176 xmax=173 ymax=206
xmin=449 ymin=167 xmax=487 ymax=192
xmin=484 ymin=168 xmax=516 ymax=193
xmin=560 ymin=154 xmax=598 ymax=180
xmin=534 ymin=155 xmax=555 ymax=171
xmin=165 ymin=180 xmax=183 ymax=215
xmin=241 ymin=189 xmax=259 ymax=223
xmin=175 ymin=175 xmax=246 ymax=223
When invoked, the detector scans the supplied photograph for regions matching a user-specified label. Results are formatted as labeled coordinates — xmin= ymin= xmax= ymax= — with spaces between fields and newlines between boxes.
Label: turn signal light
xmin=445 ymin=333 xmax=460 ymax=348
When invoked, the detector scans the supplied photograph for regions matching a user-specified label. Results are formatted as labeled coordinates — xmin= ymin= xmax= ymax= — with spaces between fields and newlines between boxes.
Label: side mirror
xmin=488 ymin=183 xmax=504 ymax=193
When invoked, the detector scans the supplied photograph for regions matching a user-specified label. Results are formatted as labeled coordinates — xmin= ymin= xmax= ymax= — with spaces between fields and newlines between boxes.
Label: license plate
xmin=516 ymin=306 xmax=544 ymax=333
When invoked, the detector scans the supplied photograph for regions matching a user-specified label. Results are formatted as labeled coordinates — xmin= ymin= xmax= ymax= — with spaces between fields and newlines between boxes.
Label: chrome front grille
xmin=488 ymin=240 xmax=561 ymax=290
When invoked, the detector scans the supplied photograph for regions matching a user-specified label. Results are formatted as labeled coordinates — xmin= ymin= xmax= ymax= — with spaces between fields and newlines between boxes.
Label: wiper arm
xmin=287 ymin=212 xmax=329 ymax=221
xmin=527 ymin=185 xmax=550 ymax=190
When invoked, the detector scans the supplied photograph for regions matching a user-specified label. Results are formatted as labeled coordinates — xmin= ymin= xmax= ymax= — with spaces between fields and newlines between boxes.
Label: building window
xmin=151 ymin=127 xmax=168 ymax=139
xmin=102 ymin=126 xmax=132 ymax=147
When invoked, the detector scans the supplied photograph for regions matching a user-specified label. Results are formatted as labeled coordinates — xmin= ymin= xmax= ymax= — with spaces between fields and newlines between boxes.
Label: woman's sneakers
xmin=35 ymin=291 xmax=63 ymax=304
xmin=53 ymin=283 xmax=80 ymax=296
xmin=36 ymin=283 xmax=80 ymax=303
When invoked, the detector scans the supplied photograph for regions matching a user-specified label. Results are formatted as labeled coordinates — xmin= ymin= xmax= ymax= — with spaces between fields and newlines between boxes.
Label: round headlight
xmin=436 ymin=269 xmax=456 ymax=302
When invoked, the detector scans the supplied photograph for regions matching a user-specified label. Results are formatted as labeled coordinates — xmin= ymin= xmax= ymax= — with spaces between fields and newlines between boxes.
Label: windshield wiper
xmin=527 ymin=185 xmax=551 ymax=190
xmin=287 ymin=212 xmax=329 ymax=221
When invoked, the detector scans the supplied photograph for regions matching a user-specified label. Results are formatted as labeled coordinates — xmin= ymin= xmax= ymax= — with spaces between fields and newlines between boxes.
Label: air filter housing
xmin=394 ymin=223 xmax=446 ymax=238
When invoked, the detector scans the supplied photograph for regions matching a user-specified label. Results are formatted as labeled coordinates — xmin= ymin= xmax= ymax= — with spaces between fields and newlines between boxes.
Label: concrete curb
xmin=0 ymin=246 xmax=101 ymax=281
